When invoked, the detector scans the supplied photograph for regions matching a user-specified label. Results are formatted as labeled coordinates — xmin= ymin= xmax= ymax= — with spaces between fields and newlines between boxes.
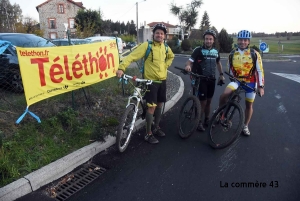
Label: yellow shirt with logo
xmin=118 ymin=41 xmax=174 ymax=80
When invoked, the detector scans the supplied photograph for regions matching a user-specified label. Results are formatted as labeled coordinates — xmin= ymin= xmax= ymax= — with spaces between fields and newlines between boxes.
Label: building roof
xmin=36 ymin=0 xmax=85 ymax=11
xmin=147 ymin=22 xmax=177 ymax=28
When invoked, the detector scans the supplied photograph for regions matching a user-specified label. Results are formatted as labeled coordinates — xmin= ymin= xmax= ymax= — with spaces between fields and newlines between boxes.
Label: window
xmin=49 ymin=19 xmax=56 ymax=29
xmin=49 ymin=32 xmax=57 ymax=39
xmin=69 ymin=19 xmax=75 ymax=29
xmin=58 ymin=4 xmax=64 ymax=14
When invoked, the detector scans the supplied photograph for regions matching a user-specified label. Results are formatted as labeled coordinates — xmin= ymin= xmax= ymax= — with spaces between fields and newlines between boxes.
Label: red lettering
xmin=50 ymin=64 xmax=64 ymax=83
xmin=64 ymin=55 xmax=72 ymax=80
xmin=82 ymin=55 xmax=89 ymax=75
xmin=88 ymin=52 xmax=99 ymax=74
xmin=72 ymin=61 xmax=83 ymax=79
xmin=31 ymin=57 xmax=49 ymax=86
xmin=106 ymin=53 xmax=114 ymax=69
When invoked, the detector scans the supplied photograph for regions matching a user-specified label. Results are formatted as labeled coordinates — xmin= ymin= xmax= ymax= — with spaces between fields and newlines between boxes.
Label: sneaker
xmin=243 ymin=125 xmax=250 ymax=136
xmin=197 ymin=122 xmax=205 ymax=131
xmin=144 ymin=134 xmax=159 ymax=144
xmin=153 ymin=127 xmax=166 ymax=137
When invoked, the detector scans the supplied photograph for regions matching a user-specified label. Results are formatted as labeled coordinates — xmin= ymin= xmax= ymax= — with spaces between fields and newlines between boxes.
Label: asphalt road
xmin=17 ymin=56 xmax=300 ymax=201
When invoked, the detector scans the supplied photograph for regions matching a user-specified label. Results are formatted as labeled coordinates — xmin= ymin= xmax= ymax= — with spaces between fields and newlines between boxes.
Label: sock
xmin=146 ymin=112 xmax=153 ymax=134
xmin=154 ymin=107 xmax=162 ymax=127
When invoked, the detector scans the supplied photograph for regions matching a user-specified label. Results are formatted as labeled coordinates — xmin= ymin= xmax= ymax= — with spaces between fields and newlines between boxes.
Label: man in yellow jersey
xmin=116 ymin=23 xmax=174 ymax=144
xmin=219 ymin=30 xmax=265 ymax=136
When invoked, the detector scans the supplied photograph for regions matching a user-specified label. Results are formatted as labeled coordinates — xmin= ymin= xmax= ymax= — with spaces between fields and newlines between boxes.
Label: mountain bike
xmin=174 ymin=66 xmax=215 ymax=138
xmin=116 ymin=74 xmax=154 ymax=152
xmin=207 ymin=72 xmax=260 ymax=149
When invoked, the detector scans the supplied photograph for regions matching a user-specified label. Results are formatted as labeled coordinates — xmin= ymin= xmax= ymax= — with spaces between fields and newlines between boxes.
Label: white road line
xmin=271 ymin=72 xmax=300 ymax=83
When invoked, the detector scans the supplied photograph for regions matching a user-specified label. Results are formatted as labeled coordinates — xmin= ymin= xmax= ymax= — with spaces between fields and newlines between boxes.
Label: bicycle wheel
xmin=116 ymin=104 xmax=136 ymax=152
xmin=178 ymin=96 xmax=201 ymax=138
xmin=207 ymin=101 xmax=244 ymax=149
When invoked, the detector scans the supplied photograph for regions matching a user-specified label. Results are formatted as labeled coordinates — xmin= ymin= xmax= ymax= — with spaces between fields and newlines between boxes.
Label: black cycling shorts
xmin=144 ymin=80 xmax=166 ymax=107
xmin=198 ymin=79 xmax=216 ymax=101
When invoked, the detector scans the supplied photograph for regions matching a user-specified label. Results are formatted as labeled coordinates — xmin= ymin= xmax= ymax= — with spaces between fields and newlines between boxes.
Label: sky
xmin=9 ymin=0 xmax=300 ymax=34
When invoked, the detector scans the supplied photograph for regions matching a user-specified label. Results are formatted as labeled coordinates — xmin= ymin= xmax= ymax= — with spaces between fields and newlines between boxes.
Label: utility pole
xmin=136 ymin=0 xmax=146 ymax=44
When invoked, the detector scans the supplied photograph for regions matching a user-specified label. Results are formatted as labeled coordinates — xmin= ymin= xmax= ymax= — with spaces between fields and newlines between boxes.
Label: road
xmin=17 ymin=56 xmax=300 ymax=201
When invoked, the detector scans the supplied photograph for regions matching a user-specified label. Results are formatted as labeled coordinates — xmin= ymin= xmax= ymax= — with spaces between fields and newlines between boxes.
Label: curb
xmin=0 ymin=72 xmax=185 ymax=201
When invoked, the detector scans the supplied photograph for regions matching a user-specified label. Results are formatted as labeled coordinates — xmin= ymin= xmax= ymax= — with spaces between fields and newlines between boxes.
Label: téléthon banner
xmin=16 ymin=40 xmax=119 ymax=106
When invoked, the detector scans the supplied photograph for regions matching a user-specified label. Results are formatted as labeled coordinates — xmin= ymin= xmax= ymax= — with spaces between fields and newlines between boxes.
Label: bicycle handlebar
xmin=224 ymin=72 xmax=261 ymax=97
xmin=174 ymin=66 xmax=215 ymax=80
xmin=122 ymin=74 xmax=153 ymax=85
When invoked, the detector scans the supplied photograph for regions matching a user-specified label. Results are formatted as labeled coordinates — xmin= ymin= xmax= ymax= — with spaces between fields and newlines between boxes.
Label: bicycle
xmin=207 ymin=72 xmax=260 ymax=149
xmin=116 ymin=74 xmax=154 ymax=152
xmin=174 ymin=66 xmax=215 ymax=138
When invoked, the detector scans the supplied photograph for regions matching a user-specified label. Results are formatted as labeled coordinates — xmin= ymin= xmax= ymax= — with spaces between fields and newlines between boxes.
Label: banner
xmin=16 ymin=40 xmax=119 ymax=106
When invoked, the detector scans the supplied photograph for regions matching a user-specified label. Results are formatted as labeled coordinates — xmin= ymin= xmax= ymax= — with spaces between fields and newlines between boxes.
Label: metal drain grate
xmin=53 ymin=163 xmax=106 ymax=201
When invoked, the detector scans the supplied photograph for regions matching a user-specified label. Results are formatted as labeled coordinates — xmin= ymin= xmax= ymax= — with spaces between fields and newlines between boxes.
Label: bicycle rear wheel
xmin=178 ymin=96 xmax=201 ymax=138
xmin=207 ymin=101 xmax=244 ymax=149
xmin=116 ymin=104 xmax=136 ymax=152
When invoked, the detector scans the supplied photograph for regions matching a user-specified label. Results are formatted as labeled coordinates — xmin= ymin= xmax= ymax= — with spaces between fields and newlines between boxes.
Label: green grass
xmin=249 ymin=36 xmax=300 ymax=54
xmin=0 ymin=67 xmax=140 ymax=187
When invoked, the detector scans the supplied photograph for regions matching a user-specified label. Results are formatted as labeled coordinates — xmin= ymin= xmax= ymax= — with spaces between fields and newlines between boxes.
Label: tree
xmin=129 ymin=20 xmax=137 ymax=36
xmin=218 ymin=28 xmax=233 ymax=53
xmin=170 ymin=0 xmax=203 ymax=39
xmin=14 ymin=16 xmax=43 ymax=36
xmin=0 ymin=0 xmax=22 ymax=32
xmin=199 ymin=11 xmax=211 ymax=32
xmin=75 ymin=9 xmax=101 ymax=38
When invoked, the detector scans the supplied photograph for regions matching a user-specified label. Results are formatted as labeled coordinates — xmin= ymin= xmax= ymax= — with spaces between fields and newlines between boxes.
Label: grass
xmin=244 ymin=36 xmax=300 ymax=54
xmin=0 ymin=67 xmax=140 ymax=187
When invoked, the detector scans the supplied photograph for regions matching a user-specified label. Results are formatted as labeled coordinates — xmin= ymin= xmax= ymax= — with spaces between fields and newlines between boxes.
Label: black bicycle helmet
xmin=203 ymin=29 xmax=216 ymax=39
xmin=152 ymin=23 xmax=167 ymax=34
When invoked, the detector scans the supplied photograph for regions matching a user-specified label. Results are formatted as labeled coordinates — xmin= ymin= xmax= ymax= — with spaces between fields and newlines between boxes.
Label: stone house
xmin=36 ymin=0 xmax=85 ymax=39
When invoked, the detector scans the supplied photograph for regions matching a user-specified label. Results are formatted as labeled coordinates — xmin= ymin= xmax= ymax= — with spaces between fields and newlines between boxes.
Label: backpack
xmin=140 ymin=41 xmax=169 ymax=74
xmin=228 ymin=48 xmax=257 ymax=78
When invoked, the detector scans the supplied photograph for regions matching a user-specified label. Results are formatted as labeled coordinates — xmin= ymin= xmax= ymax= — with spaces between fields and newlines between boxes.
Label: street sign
xmin=259 ymin=42 xmax=267 ymax=51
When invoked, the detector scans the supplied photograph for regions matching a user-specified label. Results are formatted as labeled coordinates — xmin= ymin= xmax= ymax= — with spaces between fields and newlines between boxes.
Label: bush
xmin=181 ymin=39 xmax=192 ymax=51
xmin=250 ymin=45 xmax=260 ymax=52
xmin=190 ymin=39 xmax=203 ymax=49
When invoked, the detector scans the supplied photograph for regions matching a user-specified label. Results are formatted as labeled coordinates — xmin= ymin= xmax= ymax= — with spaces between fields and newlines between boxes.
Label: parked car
xmin=51 ymin=39 xmax=74 ymax=46
xmin=126 ymin=42 xmax=137 ymax=49
xmin=0 ymin=33 xmax=56 ymax=93
xmin=85 ymin=36 xmax=123 ymax=54
xmin=51 ymin=38 xmax=91 ymax=46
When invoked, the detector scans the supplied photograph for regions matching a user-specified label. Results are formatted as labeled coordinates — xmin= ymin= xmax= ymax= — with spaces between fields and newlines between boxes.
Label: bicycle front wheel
xmin=207 ymin=101 xmax=244 ymax=149
xmin=178 ymin=96 xmax=201 ymax=138
xmin=116 ymin=104 xmax=136 ymax=152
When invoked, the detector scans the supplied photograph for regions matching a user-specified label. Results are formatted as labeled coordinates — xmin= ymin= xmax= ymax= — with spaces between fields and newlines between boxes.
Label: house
xmin=36 ymin=0 xmax=85 ymax=39
xmin=147 ymin=22 xmax=180 ymax=40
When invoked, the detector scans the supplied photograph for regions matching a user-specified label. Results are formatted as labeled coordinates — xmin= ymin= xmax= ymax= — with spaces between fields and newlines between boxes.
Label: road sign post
xmin=259 ymin=42 xmax=267 ymax=57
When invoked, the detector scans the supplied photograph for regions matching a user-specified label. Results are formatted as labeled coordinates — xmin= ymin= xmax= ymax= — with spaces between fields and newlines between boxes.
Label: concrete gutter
xmin=0 ymin=72 xmax=185 ymax=201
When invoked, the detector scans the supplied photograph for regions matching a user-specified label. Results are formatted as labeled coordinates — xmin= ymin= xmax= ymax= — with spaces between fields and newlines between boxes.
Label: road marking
xmin=271 ymin=73 xmax=300 ymax=83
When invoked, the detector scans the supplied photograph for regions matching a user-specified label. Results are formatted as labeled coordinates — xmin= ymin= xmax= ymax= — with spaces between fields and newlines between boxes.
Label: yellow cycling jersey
xmin=118 ymin=41 xmax=174 ymax=80
xmin=228 ymin=48 xmax=264 ymax=86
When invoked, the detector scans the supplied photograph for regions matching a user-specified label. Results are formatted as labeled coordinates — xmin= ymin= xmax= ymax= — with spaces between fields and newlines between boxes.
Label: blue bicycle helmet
xmin=237 ymin=30 xmax=252 ymax=39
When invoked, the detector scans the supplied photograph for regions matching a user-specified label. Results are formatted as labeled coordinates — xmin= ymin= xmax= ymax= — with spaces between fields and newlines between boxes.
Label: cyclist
xmin=218 ymin=30 xmax=265 ymax=136
xmin=116 ymin=23 xmax=174 ymax=144
xmin=184 ymin=29 xmax=225 ymax=131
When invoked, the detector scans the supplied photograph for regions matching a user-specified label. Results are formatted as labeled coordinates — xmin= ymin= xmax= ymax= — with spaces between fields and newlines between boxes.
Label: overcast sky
xmin=9 ymin=0 xmax=300 ymax=34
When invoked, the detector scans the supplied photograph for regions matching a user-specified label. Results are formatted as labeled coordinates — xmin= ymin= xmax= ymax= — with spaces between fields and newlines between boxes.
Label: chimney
xmin=144 ymin=21 xmax=146 ymax=26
